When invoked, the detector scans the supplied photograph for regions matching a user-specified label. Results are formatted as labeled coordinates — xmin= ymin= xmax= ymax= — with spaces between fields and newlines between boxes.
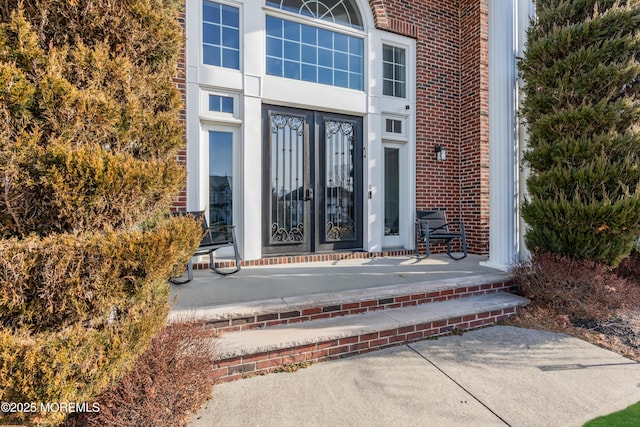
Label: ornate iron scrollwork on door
xmin=270 ymin=113 xmax=306 ymax=244
xmin=325 ymin=119 xmax=356 ymax=241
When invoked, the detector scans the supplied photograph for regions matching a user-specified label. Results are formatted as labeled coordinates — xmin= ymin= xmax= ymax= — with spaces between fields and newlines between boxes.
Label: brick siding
xmin=459 ymin=0 xmax=490 ymax=254
xmin=172 ymin=6 xmax=188 ymax=212
xmin=375 ymin=0 xmax=489 ymax=254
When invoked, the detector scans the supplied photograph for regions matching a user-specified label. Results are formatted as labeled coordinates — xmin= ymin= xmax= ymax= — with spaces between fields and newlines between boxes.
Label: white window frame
xmin=199 ymin=88 xmax=242 ymax=122
xmin=382 ymin=43 xmax=407 ymax=99
xmin=382 ymin=114 xmax=407 ymax=141
xmin=201 ymin=0 xmax=243 ymax=70
xmin=199 ymin=123 xmax=240 ymax=230
xmin=264 ymin=0 xmax=364 ymax=30
xmin=262 ymin=6 xmax=367 ymax=93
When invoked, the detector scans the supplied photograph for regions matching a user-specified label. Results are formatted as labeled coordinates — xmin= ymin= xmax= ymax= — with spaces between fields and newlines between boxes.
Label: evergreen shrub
xmin=519 ymin=0 xmax=640 ymax=266
xmin=0 ymin=2 xmax=201 ymax=425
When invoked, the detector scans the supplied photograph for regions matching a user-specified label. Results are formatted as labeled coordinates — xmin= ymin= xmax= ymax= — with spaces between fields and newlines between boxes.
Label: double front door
xmin=262 ymin=105 xmax=363 ymax=255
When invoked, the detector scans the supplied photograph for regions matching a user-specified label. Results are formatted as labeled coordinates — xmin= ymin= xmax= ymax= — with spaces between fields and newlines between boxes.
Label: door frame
xmin=314 ymin=111 xmax=364 ymax=252
xmin=262 ymin=105 xmax=363 ymax=255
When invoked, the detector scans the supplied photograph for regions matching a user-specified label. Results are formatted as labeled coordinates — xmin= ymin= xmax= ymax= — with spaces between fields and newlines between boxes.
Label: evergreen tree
xmin=0 ymin=2 xmax=201 ymax=424
xmin=519 ymin=0 xmax=640 ymax=266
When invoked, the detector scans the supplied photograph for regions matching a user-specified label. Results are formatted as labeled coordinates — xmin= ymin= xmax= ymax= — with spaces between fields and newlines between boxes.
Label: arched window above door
xmin=266 ymin=0 xmax=363 ymax=30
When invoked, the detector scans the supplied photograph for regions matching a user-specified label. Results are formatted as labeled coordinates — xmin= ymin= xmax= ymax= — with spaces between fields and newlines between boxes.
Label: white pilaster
xmin=482 ymin=0 xmax=518 ymax=271
xmin=240 ymin=4 xmax=264 ymax=261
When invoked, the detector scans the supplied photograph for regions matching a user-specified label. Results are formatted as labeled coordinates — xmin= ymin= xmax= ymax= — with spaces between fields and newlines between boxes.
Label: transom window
xmin=385 ymin=118 xmax=402 ymax=134
xmin=266 ymin=0 xmax=363 ymax=30
xmin=202 ymin=1 xmax=240 ymax=69
xmin=383 ymin=44 xmax=406 ymax=98
xmin=209 ymin=94 xmax=234 ymax=113
xmin=266 ymin=16 xmax=363 ymax=90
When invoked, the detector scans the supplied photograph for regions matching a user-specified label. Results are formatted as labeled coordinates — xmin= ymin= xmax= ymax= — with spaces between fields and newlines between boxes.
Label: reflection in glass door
xmin=384 ymin=147 xmax=400 ymax=236
xmin=209 ymin=131 xmax=233 ymax=227
xmin=324 ymin=120 xmax=356 ymax=241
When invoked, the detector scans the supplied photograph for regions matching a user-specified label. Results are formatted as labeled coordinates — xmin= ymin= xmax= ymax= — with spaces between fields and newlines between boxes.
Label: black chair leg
xmin=209 ymin=251 xmax=240 ymax=276
xmin=445 ymin=238 xmax=467 ymax=260
xmin=415 ymin=224 xmax=435 ymax=259
xmin=425 ymin=229 xmax=431 ymax=257
xmin=461 ymin=223 xmax=467 ymax=258
xmin=209 ymin=230 xmax=241 ymax=276
xmin=169 ymin=259 xmax=194 ymax=284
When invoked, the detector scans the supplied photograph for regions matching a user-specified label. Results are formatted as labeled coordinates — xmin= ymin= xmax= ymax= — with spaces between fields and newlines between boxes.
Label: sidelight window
xmin=209 ymin=131 xmax=234 ymax=226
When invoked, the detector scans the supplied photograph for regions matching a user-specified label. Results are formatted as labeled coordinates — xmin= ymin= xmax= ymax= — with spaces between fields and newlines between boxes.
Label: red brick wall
xmin=459 ymin=0 xmax=489 ymax=253
xmin=374 ymin=0 xmax=489 ymax=254
xmin=172 ymin=6 xmax=187 ymax=212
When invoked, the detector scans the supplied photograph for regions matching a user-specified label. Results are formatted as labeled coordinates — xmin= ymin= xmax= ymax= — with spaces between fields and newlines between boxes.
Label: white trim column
xmin=482 ymin=0 xmax=519 ymax=271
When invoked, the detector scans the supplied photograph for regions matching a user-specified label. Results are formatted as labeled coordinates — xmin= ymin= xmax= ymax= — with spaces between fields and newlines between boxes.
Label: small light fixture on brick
xmin=435 ymin=144 xmax=446 ymax=161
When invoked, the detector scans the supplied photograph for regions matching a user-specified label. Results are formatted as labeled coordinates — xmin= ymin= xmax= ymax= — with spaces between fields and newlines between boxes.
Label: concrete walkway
xmin=188 ymin=326 xmax=640 ymax=427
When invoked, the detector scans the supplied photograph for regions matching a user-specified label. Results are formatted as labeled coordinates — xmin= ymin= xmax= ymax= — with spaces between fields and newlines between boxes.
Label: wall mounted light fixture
xmin=435 ymin=144 xmax=446 ymax=161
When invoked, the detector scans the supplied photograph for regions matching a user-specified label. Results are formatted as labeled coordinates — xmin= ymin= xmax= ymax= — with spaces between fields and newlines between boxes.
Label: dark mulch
xmin=572 ymin=316 xmax=639 ymax=350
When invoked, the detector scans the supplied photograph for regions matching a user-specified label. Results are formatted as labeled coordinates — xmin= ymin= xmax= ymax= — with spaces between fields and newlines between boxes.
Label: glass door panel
xmin=315 ymin=112 xmax=363 ymax=252
xmin=264 ymin=109 xmax=311 ymax=254
xmin=384 ymin=147 xmax=400 ymax=236
xmin=324 ymin=120 xmax=356 ymax=242
xmin=208 ymin=131 xmax=234 ymax=227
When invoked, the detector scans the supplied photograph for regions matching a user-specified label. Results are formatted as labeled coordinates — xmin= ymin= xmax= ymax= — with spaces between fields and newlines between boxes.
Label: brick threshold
xmin=195 ymin=249 xmax=421 ymax=269
xmin=212 ymin=305 xmax=522 ymax=382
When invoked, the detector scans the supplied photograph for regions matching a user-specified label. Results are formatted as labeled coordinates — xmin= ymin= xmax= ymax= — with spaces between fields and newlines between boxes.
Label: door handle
xmin=305 ymin=188 xmax=314 ymax=201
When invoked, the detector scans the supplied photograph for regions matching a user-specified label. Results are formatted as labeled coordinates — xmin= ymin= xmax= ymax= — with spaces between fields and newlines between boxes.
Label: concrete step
xmin=170 ymin=273 xmax=517 ymax=333
xmin=210 ymin=292 xmax=529 ymax=382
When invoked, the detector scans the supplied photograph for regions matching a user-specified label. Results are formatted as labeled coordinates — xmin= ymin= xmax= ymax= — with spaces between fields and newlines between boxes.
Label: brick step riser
xmin=211 ymin=305 xmax=521 ymax=382
xmin=207 ymin=281 xmax=517 ymax=333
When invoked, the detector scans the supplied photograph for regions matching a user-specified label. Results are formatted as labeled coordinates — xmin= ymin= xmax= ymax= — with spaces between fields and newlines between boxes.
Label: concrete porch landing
xmin=170 ymin=254 xmax=504 ymax=315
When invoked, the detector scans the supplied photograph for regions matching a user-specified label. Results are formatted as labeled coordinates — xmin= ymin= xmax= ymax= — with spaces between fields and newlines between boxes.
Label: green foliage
xmin=0 ymin=1 xmax=202 ymax=425
xmin=0 ymin=217 xmax=201 ymax=427
xmin=519 ymin=0 xmax=640 ymax=265
xmin=1 ymin=297 xmax=168 ymax=426
xmin=0 ymin=217 xmax=201 ymax=332
xmin=522 ymin=196 xmax=640 ymax=265
xmin=0 ymin=3 xmax=185 ymax=237
xmin=582 ymin=401 xmax=640 ymax=426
